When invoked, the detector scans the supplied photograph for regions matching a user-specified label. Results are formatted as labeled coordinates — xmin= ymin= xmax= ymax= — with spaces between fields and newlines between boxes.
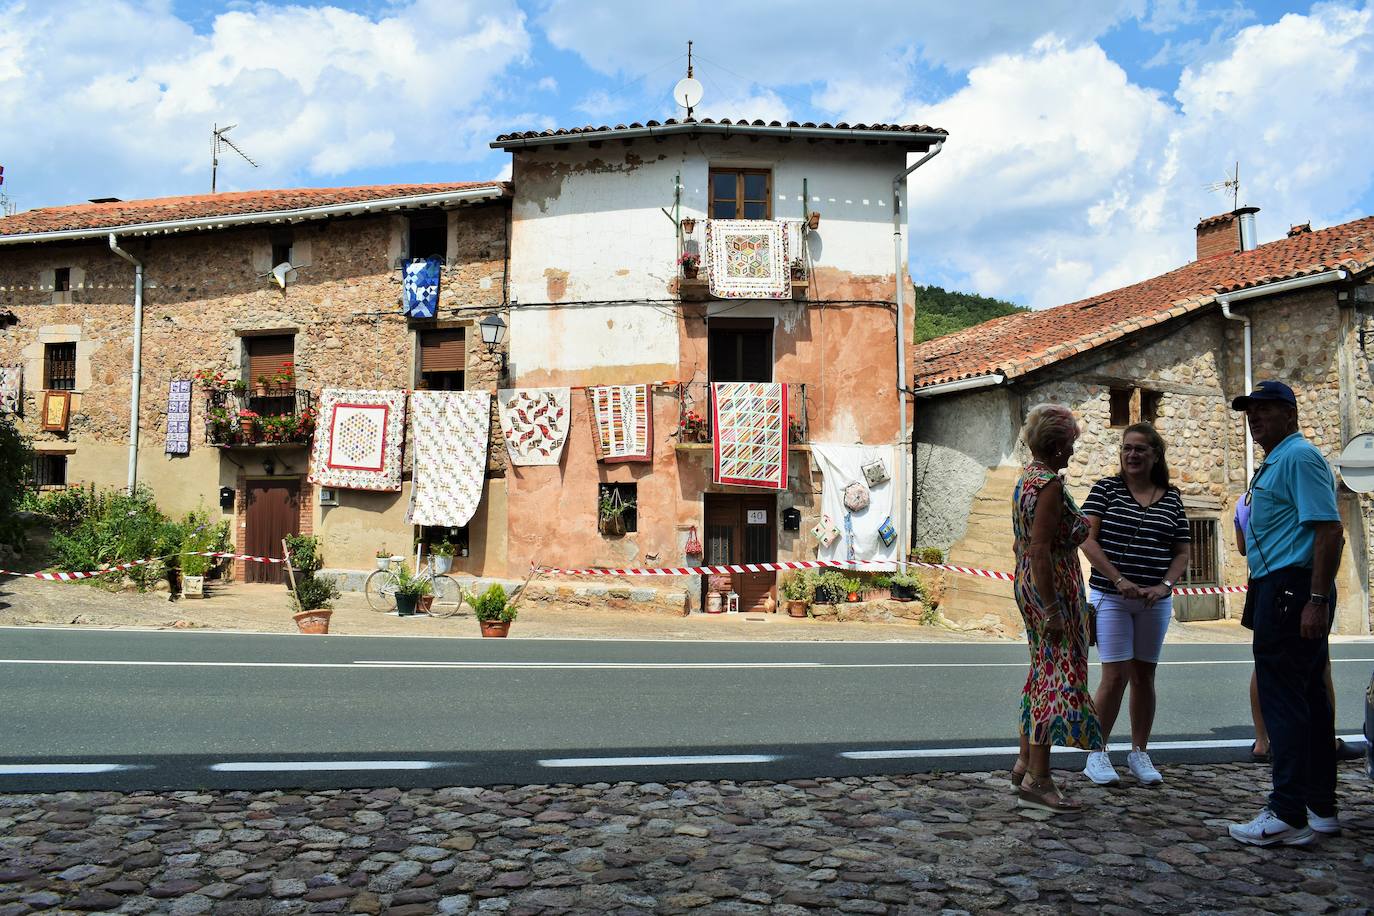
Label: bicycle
xmin=365 ymin=555 xmax=463 ymax=615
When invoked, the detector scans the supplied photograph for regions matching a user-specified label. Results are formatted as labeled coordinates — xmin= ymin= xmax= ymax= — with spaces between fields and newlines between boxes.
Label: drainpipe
xmin=892 ymin=140 xmax=944 ymax=571
xmin=1217 ymin=268 xmax=1349 ymax=483
xmin=109 ymin=233 xmax=144 ymax=494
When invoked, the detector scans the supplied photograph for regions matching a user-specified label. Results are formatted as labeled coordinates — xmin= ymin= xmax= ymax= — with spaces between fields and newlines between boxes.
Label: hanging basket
xmin=684 ymin=526 xmax=703 ymax=558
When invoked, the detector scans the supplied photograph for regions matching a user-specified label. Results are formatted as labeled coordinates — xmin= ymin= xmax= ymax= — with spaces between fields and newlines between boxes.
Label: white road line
xmin=354 ymin=661 xmax=822 ymax=669
xmin=840 ymin=735 xmax=1368 ymax=760
xmin=539 ymin=754 xmax=781 ymax=768
xmin=0 ymin=763 xmax=139 ymax=775
xmin=209 ymin=760 xmax=443 ymax=772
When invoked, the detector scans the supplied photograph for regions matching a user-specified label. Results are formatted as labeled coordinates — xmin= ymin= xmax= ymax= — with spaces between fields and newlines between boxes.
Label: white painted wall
xmin=507 ymin=136 xmax=909 ymax=379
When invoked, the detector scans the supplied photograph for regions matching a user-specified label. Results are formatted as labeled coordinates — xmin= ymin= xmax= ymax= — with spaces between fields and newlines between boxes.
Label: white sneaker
xmin=1306 ymin=808 xmax=1341 ymax=835
xmin=1227 ymin=808 xmax=1316 ymax=846
xmin=1127 ymin=749 xmax=1163 ymax=785
xmin=1083 ymin=750 xmax=1120 ymax=785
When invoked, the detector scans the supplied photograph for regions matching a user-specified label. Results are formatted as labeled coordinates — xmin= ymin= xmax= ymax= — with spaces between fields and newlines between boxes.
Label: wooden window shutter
xmin=420 ymin=329 xmax=465 ymax=372
xmin=247 ymin=335 xmax=294 ymax=382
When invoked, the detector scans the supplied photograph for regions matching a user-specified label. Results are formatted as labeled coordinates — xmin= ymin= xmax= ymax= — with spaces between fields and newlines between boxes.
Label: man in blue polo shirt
xmin=1227 ymin=380 xmax=1344 ymax=846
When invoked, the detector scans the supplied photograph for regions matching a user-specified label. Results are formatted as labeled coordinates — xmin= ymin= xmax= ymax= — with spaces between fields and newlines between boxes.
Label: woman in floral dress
xmin=1010 ymin=403 xmax=1104 ymax=813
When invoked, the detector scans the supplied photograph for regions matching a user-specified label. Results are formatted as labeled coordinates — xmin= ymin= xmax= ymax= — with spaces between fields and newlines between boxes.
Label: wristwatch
xmin=1309 ymin=593 xmax=1329 ymax=605
xmin=1162 ymin=579 xmax=1174 ymax=590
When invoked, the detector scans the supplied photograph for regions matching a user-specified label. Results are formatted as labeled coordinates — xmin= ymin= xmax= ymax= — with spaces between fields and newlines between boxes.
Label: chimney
xmin=1288 ymin=222 xmax=1312 ymax=237
xmin=1195 ymin=206 xmax=1260 ymax=259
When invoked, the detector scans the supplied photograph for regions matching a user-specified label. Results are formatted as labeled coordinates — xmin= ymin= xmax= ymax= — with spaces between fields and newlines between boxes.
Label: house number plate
xmin=747 ymin=510 xmax=767 ymax=525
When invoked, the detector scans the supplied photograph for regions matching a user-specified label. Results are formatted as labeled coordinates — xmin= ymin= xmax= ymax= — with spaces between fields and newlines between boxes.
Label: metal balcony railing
xmin=206 ymin=387 xmax=316 ymax=447
xmin=675 ymin=382 xmax=809 ymax=445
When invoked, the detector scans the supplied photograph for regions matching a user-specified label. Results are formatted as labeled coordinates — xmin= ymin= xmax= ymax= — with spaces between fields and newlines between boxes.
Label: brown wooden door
xmin=704 ymin=493 xmax=777 ymax=611
xmin=245 ymin=479 xmax=300 ymax=584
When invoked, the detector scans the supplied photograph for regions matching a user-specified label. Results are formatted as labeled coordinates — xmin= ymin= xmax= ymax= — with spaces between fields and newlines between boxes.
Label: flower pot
xmin=418 ymin=595 xmax=434 ymax=614
xmin=182 ymin=575 xmax=205 ymax=599
xmin=239 ymin=418 xmax=255 ymax=439
xmin=807 ymin=211 xmax=821 ymax=230
xmin=868 ymin=587 xmax=892 ymax=602
xmin=787 ymin=599 xmax=808 ymax=618
xmin=395 ymin=593 xmax=419 ymax=617
xmin=479 ymin=619 xmax=511 ymax=637
xmin=432 ymin=556 xmax=452 ymax=574
xmin=847 ymin=591 xmax=861 ymax=603
xmin=600 ymin=515 xmax=626 ymax=537
xmin=705 ymin=592 xmax=724 ymax=614
xmin=375 ymin=557 xmax=390 ymax=570
xmin=890 ymin=583 xmax=918 ymax=602
xmin=680 ymin=218 xmax=696 ymax=234
xmin=293 ymin=609 xmax=331 ymax=634
xmin=695 ymin=427 xmax=711 ymax=443
xmin=255 ymin=385 xmax=269 ymax=398
xmin=682 ymin=264 xmax=699 ymax=280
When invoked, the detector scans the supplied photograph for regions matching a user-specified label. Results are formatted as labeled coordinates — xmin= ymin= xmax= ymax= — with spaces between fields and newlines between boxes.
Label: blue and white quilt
xmin=403 ymin=256 xmax=442 ymax=319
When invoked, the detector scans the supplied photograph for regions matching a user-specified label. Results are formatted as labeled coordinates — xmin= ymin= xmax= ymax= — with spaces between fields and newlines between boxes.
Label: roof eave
xmin=491 ymin=122 xmax=948 ymax=151
xmin=0 ymin=184 xmax=508 ymax=246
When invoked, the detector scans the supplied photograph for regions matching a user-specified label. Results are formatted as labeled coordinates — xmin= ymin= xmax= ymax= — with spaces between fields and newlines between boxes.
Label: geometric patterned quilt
xmin=0 ymin=365 xmax=21 ymax=414
xmin=498 ymin=388 xmax=570 ymax=466
xmin=407 ymin=390 xmax=490 ymax=527
xmin=712 ymin=381 xmax=789 ymax=490
xmin=705 ymin=218 xmax=789 ymax=299
xmin=308 ymin=388 xmax=407 ymax=492
xmin=587 ymin=384 xmax=651 ymax=463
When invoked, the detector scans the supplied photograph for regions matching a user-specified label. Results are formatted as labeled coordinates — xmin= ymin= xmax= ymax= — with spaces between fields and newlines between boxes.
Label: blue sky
xmin=2 ymin=0 xmax=1371 ymax=309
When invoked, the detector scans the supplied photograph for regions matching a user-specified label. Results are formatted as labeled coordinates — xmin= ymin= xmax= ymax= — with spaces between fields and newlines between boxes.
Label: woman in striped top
xmin=1080 ymin=422 xmax=1191 ymax=787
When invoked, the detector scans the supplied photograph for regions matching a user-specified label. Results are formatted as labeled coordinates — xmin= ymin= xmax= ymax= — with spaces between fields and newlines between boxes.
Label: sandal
xmin=1016 ymin=773 xmax=1082 ymax=815
xmin=1010 ymin=760 xmax=1028 ymax=788
xmin=1250 ymin=742 xmax=1271 ymax=764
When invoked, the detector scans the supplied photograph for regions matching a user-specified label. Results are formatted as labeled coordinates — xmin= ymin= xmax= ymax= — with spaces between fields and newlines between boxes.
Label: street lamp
xmin=479 ymin=313 xmax=507 ymax=378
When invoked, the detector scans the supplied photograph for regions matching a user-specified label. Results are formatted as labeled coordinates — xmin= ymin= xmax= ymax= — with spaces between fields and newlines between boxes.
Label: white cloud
xmin=0 ymin=0 xmax=530 ymax=206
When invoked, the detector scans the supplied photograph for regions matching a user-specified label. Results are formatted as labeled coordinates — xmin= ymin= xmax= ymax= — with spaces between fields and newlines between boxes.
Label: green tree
xmin=914 ymin=284 xmax=1028 ymax=343
xmin=0 ymin=416 xmax=33 ymax=548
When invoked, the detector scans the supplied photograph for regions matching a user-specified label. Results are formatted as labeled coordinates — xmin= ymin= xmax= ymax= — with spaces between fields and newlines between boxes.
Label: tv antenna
xmin=211 ymin=123 xmax=258 ymax=193
xmin=1204 ymin=161 xmax=1241 ymax=211
xmin=672 ymin=40 xmax=704 ymax=121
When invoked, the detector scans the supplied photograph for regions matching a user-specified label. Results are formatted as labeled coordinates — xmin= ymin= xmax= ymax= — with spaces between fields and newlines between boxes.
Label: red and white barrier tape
xmin=0 ymin=551 xmax=283 ymax=581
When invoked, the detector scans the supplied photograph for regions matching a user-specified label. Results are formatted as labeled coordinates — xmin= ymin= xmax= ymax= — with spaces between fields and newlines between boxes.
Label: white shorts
xmin=1089 ymin=589 xmax=1172 ymax=664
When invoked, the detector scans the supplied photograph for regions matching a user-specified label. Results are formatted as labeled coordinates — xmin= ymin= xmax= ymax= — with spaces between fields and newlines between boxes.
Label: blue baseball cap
xmin=1231 ymin=380 xmax=1297 ymax=410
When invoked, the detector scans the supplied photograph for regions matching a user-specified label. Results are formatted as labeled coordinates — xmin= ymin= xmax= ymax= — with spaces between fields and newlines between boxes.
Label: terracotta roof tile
xmin=0 ymin=182 xmax=509 ymax=238
xmin=912 ymin=214 xmax=1374 ymax=388
xmin=494 ymin=118 xmax=946 ymax=144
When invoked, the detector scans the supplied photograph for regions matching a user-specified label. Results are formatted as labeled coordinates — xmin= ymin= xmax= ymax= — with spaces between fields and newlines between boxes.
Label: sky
xmin=1 ymin=0 xmax=1371 ymax=309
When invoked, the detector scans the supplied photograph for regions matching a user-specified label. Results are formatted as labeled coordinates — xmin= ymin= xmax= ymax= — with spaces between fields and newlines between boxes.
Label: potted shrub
xmin=284 ymin=534 xmax=321 ymax=588
xmin=780 ymin=571 xmax=813 ymax=618
xmin=386 ymin=563 xmax=431 ymax=617
xmin=598 ymin=488 xmax=635 ymax=537
xmin=470 ymin=583 xmax=517 ymax=637
xmin=429 ymin=540 xmax=455 ymax=574
xmin=375 ymin=548 xmax=391 ymax=571
xmin=813 ymin=570 xmax=847 ymax=605
xmin=678 ymin=252 xmax=701 ymax=280
xmin=890 ymin=571 xmax=923 ymax=602
xmin=181 ymin=550 xmax=210 ymax=598
xmin=290 ymin=573 xmax=340 ymax=634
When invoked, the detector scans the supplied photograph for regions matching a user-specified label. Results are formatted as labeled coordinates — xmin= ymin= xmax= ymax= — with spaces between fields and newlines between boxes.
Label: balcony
xmin=674 ymin=382 xmax=809 ymax=450
xmin=677 ymin=218 xmax=809 ymax=301
xmin=206 ymin=388 xmax=315 ymax=448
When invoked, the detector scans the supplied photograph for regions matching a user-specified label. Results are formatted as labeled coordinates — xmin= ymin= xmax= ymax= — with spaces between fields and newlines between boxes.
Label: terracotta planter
xmin=418 ymin=595 xmax=434 ymax=614
xmin=682 ymin=264 xmax=699 ymax=280
xmin=395 ymin=593 xmax=419 ymax=617
xmin=238 ymin=418 xmax=255 ymax=439
xmin=255 ymin=385 xmax=269 ymax=397
xmin=847 ymin=592 xmax=861 ymax=603
xmin=479 ymin=619 xmax=511 ymax=637
xmin=868 ymin=587 xmax=892 ymax=602
xmin=787 ymin=599 xmax=808 ymax=618
xmin=807 ymin=211 xmax=821 ymax=229
xmin=293 ymin=609 xmax=332 ymax=634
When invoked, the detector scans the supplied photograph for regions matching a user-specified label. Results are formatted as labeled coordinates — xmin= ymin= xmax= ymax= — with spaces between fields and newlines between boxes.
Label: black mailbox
xmin=219 ymin=486 xmax=235 ymax=510
xmin=781 ymin=507 xmax=802 ymax=531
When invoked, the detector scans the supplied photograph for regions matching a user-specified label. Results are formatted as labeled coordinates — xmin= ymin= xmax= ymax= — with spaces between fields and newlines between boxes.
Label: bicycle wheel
xmin=364 ymin=569 xmax=398 ymax=613
xmin=427 ymin=575 xmax=465 ymax=617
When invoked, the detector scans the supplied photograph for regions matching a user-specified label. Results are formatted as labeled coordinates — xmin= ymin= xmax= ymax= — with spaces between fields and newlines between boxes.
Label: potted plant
xmin=680 ymin=410 xmax=708 ymax=443
xmin=272 ymin=362 xmax=295 ymax=388
xmin=807 ymin=211 xmax=821 ymax=230
xmin=680 ymin=217 xmax=696 ymax=235
xmin=788 ymin=413 xmax=804 ymax=444
xmin=843 ymin=576 xmax=864 ymax=602
xmin=790 ymin=257 xmax=807 ymax=281
xmin=868 ymin=574 xmax=893 ymax=602
xmin=255 ymin=374 xmax=272 ymax=397
xmin=290 ymin=573 xmax=340 ymax=634
xmin=237 ymin=409 xmax=259 ymax=441
xmin=780 ymin=571 xmax=813 ymax=618
xmin=181 ymin=550 xmax=211 ymax=598
xmin=678 ymin=252 xmax=701 ymax=280
xmin=284 ymin=534 xmax=321 ymax=588
xmin=890 ymin=571 xmax=922 ymax=602
xmin=375 ymin=548 xmax=391 ymax=571
xmin=386 ymin=563 xmax=431 ymax=617
xmin=813 ymin=570 xmax=847 ymax=605
xmin=470 ymin=583 xmax=517 ymax=637
xmin=598 ymin=489 xmax=635 ymax=537
xmin=429 ymin=540 xmax=455 ymax=574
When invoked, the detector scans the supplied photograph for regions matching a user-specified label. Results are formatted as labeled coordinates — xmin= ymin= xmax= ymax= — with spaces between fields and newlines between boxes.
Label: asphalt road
xmin=1 ymin=626 xmax=1369 ymax=792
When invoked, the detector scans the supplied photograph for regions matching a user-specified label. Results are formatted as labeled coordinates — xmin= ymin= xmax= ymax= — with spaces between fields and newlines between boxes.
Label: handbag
xmin=684 ymin=525 xmax=703 ymax=557
xmin=877 ymin=516 xmax=897 ymax=547
xmin=861 ymin=456 xmax=890 ymax=487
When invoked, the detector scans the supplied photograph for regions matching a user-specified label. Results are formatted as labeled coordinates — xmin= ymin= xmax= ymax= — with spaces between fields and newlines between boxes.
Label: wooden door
xmin=245 ymin=479 xmax=300 ymax=584
xmin=704 ymin=493 xmax=777 ymax=611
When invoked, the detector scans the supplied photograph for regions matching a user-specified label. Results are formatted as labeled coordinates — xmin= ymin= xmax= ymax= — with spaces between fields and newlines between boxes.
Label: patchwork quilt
xmin=0 ymin=366 xmax=21 ymax=414
xmin=408 ymin=390 xmax=490 ymax=527
xmin=498 ymin=388 xmax=571 ymax=466
xmin=164 ymin=379 xmax=192 ymax=455
xmin=711 ymin=381 xmax=788 ymax=490
xmin=308 ymin=388 xmax=407 ymax=492
xmin=587 ymin=384 xmax=652 ymax=463
xmin=705 ymin=219 xmax=789 ymax=299
xmin=402 ymin=256 xmax=442 ymax=319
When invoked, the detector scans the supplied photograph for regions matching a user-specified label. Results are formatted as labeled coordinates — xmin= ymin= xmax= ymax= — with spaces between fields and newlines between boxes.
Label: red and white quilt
xmin=308 ymin=388 xmax=407 ymax=492
xmin=498 ymin=388 xmax=571 ymax=466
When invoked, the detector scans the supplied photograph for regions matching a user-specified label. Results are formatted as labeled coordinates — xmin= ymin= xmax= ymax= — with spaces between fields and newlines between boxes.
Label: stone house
xmin=0 ymin=183 xmax=513 ymax=580
xmin=911 ymin=208 xmax=1374 ymax=635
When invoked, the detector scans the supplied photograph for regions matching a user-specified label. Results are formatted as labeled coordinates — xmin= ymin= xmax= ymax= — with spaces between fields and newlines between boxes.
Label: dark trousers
xmin=1250 ymin=565 xmax=1337 ymax=825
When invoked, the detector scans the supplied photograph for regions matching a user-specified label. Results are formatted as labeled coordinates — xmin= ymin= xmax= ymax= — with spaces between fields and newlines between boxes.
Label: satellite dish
xmin=1336 ymin=433 xmax=1374 ymax=493
xmin=270 ymin=262 xmax=297 ymax=289
xmin=672 ymin=77 xmax=703 ymax=111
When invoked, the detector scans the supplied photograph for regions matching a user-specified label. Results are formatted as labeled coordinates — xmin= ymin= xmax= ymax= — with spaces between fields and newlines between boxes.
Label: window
xmin=1109 ymin=388 xmax=1132 ymax=427
xmin=598 ymin=482 xmax=637 ymax=534
xmin=709 ymin=168 xmax=771 ymax=220
xmin=54 ymin=267 xmax=71 ymax=293
xmin=407 ymin=210 xmax=447 ymax=261
xmin=709 ymin=318 xmax=773 ymax=383
xmin=44 ymin=342 xmax=76 ymax=390
xmin=246 ymin=335 xmax=294 ymax=388
xmin=1186 ymin=518 xmax=1218 ymax=584
xmin=418 ymin=328 xmax=465 ymax=391
xmin=1108 ymin=385 xmax=1162 ymax=427
xmin=1142 ymin=389 xmax=1164 ymax=424
xmin=420 ymin=525 xmax=468 ymax=558
xmin=270 ymin=236 xmax=293 ymax=267
xmin=32 ymin=454 xmax=67 ymax=488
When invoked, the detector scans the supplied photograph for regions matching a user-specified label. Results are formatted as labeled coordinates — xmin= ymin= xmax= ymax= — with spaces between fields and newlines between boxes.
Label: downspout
xmin=109 ymin=233 xmax=144 ymax=494
xmin=892 ymin=140 xmax=944 ymax=571
xmin=1217 ymin=299 xmax=1254 ymax=482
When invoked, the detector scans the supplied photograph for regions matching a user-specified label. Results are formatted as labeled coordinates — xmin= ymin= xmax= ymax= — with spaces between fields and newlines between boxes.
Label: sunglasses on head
xmin=1243 ymin=462 xmax=1269 ymax=505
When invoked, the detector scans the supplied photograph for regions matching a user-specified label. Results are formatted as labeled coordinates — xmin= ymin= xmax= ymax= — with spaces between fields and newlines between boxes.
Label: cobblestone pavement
xmin=2 ymin=763 xmax=1370 ymax=915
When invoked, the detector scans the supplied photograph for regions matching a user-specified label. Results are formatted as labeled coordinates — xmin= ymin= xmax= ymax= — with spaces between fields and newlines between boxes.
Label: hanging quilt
xmin=711 ymin=381 xmax=788 ymax=490
xmin=498 ymin=388 xmax=571 ymax=466
xmin=0 ymin=365 xmax=21 ymax=414
xmin=587 ymin=384 xmax=652 ymax=463
xmin=164 ymin=379 xmax=192 ymax=455
xmin=408 ymin=390 xmax=490 ymax=527
xmin=308 ymin=388 xmax=407 ymax=492
xmin=402 ymin=256 xmax=442 ymax=319
xmin=705 ymin=219 xmax=789 ymax=299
